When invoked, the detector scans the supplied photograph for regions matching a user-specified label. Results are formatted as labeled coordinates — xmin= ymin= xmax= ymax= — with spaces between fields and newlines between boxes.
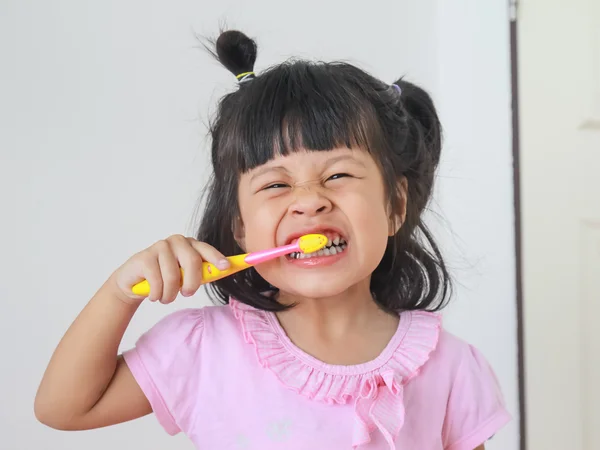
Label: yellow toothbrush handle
xmin=131 ymin=254 xmax=251 ymax=297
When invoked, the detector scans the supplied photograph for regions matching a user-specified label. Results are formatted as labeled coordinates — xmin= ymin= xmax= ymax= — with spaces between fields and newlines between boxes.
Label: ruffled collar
xmin=229 ymin=298 xmax=441 ymax=449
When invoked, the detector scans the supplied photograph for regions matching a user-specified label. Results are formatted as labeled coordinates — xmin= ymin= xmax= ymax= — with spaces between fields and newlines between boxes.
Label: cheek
xmin=238 ymin=196 xmax=282 ymax=251
xmin=350 ymin=196 xmax=389 ymax=227
xmin=353 ymin=199 xmax=390 ymax=255
xmin=344 ymin=180 xmax=389 ymax=230
xmin=344 ymin=188 xmax=390 ymax=262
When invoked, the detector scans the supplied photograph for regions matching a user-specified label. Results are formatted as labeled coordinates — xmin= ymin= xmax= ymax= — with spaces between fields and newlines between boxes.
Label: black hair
xmin=198 ymin=30 xmax=451 ymax=313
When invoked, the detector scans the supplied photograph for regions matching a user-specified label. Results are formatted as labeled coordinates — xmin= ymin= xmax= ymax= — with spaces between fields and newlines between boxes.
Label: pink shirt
xmin=123 ymin=299 xmax=510 ymax=449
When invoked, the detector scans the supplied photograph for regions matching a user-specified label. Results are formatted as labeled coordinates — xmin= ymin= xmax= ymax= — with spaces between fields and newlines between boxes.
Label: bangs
xmin=213 ymin=61 xmax=385 ymax=174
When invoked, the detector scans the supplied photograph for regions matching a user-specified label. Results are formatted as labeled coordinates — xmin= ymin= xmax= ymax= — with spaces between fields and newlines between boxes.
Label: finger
xmin=187 ymin=238 xmax=230 ymax=272
xmin=141 ymin=252 xmax=163 ymax=302
xmin=169 ymin=237 xmax=204 ymax=296
xmin=156 ymin=241 xmax=181 ymax=304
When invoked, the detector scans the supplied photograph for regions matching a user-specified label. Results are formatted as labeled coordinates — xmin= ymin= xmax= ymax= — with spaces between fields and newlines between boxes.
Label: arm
xmin=34 ymin=278 xmax=151 ymax=430
xmin=34 ymin=235 xmax=229 ymax=430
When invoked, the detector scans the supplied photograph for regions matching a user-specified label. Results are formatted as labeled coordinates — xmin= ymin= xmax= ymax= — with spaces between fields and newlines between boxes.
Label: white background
xmin=0 ymin=1 xmax=519 ymax=449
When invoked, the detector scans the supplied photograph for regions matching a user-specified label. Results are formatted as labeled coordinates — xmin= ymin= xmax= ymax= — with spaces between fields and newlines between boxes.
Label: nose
xmin=289 ymin=188 xmax=332 ymax=217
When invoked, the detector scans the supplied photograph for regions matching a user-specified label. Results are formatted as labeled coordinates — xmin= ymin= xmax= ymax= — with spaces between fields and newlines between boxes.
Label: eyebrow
xmin=249 ymin=154 xmax=365 ymax=182
xmin=249 ymin=165 xmax=291 ymax=182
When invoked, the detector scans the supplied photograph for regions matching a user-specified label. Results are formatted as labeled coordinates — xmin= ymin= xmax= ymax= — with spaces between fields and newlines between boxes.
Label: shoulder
xmin=147 ymin=302 xmax=238 ymax=331
xmin=143 ymin=306 xmax=206 ymax=336
xmin=435 ymin=330 xmax=475 ymax=365
xmin=415 ymin=327 xmax=507 ymax=408
xmin=401 ymin=312 xmax=474 ymax=380
xmin=436 ymin=331 xmax=504 ymax=391
xmin=201 ymin=301 xmax=242 ymax=330
xmin=427 ymin=329 xmax=492 ymax=374
xmin=435 ymin=329 xmax=472 ymax=356
xmin=129 ymin=303 xmax=240 ymax=357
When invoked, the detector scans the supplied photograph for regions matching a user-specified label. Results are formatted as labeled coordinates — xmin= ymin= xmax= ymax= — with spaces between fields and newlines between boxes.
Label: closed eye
xmin=263 ymin=174 xmax=351 ymax=190
xmin=264 ymin=183 xmax=289 ymax=190
xmin=327 ymin=173 xmax=351 ymax=181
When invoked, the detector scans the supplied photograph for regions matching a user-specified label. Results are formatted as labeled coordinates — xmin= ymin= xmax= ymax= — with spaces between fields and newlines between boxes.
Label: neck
xmin=276 ymin=278 xmax=391 ymax=339
xmin=274 ymin=278 xmax=400 ymax=365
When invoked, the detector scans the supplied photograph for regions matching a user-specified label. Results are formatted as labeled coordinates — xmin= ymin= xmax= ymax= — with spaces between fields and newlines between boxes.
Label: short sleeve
xmin=442 ymin=344 xmax=511 ymax=450
xmin=122 ymin=308 xmax=205 ymax=435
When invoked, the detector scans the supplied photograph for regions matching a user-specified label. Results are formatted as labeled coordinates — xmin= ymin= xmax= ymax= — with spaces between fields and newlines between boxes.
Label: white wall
xmin=433 ymin=2 xmax=520 ymax=450
xmin=0 ymin=1 xmax=518 ymax=449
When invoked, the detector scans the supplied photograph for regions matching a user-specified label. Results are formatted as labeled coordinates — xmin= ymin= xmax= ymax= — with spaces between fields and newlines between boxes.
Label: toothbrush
xmin=131 ymin=233 xmax=328 ymax=296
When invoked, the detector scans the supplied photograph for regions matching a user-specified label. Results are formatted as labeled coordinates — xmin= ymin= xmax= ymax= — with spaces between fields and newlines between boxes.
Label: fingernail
xmin=217 ymin=259 xmax=230 ymax=270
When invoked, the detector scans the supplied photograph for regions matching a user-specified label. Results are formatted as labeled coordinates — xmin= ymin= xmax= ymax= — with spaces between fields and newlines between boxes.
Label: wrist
xmin=102 ymin=275 xmax=145 ymax=309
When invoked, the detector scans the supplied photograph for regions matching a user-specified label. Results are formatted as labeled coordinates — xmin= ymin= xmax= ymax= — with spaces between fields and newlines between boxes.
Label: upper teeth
xmin=290 ymin=235 xmax=347 ymax=259
xmin=326 ymin=236 xmax=342 ymax=247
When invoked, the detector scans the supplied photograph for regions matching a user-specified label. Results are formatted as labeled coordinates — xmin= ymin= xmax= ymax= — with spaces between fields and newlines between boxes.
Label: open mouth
xmin=288 ymin=232 xmax=348 ymax=260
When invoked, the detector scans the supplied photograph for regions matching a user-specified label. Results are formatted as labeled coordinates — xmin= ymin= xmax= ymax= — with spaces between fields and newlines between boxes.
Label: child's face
xmin=237 ymin=148 xmax=396 ymax=299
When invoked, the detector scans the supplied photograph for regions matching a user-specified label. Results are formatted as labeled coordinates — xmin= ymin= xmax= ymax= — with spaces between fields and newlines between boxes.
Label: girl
xmin=35 ymin=30 xmax=511 ymax=449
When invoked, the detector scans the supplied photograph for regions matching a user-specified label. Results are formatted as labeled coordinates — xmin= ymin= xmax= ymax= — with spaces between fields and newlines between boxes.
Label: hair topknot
xmin=212 ymin=30 xmax=257 ymax=78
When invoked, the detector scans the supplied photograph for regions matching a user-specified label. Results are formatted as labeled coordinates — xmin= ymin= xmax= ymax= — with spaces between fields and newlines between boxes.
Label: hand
xmin=111 ymin=235 xmax=230 ymax=304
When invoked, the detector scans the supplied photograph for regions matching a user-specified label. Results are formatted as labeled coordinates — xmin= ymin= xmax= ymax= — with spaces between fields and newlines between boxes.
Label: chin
xmin=274 ymin=278 xmax=358 ymax=300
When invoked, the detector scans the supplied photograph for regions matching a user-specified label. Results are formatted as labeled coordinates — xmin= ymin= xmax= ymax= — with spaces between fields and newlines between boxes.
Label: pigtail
xmin=393 ymin=79 xmax=442 ymax=163
xmin=370 ymin=79 xmax=450 ymax=312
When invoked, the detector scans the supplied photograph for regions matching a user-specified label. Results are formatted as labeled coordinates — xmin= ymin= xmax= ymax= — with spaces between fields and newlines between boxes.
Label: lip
xmin=285 ymin=248 xmax=347 ymax=268
xmin=283 ymin=225 xmax=348 ymax=246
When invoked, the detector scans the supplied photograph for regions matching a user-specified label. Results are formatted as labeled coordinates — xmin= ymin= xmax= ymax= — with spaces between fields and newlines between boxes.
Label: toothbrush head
xmin=297 ymin=234 xmax=328 ymax=254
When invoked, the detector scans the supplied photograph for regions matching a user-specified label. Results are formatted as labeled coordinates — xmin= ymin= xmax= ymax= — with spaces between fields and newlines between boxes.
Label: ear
xmin=388 ymin=177 xmax=408 ymax=236
xmin=232 ymin=217 xmax=246 ymax=251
